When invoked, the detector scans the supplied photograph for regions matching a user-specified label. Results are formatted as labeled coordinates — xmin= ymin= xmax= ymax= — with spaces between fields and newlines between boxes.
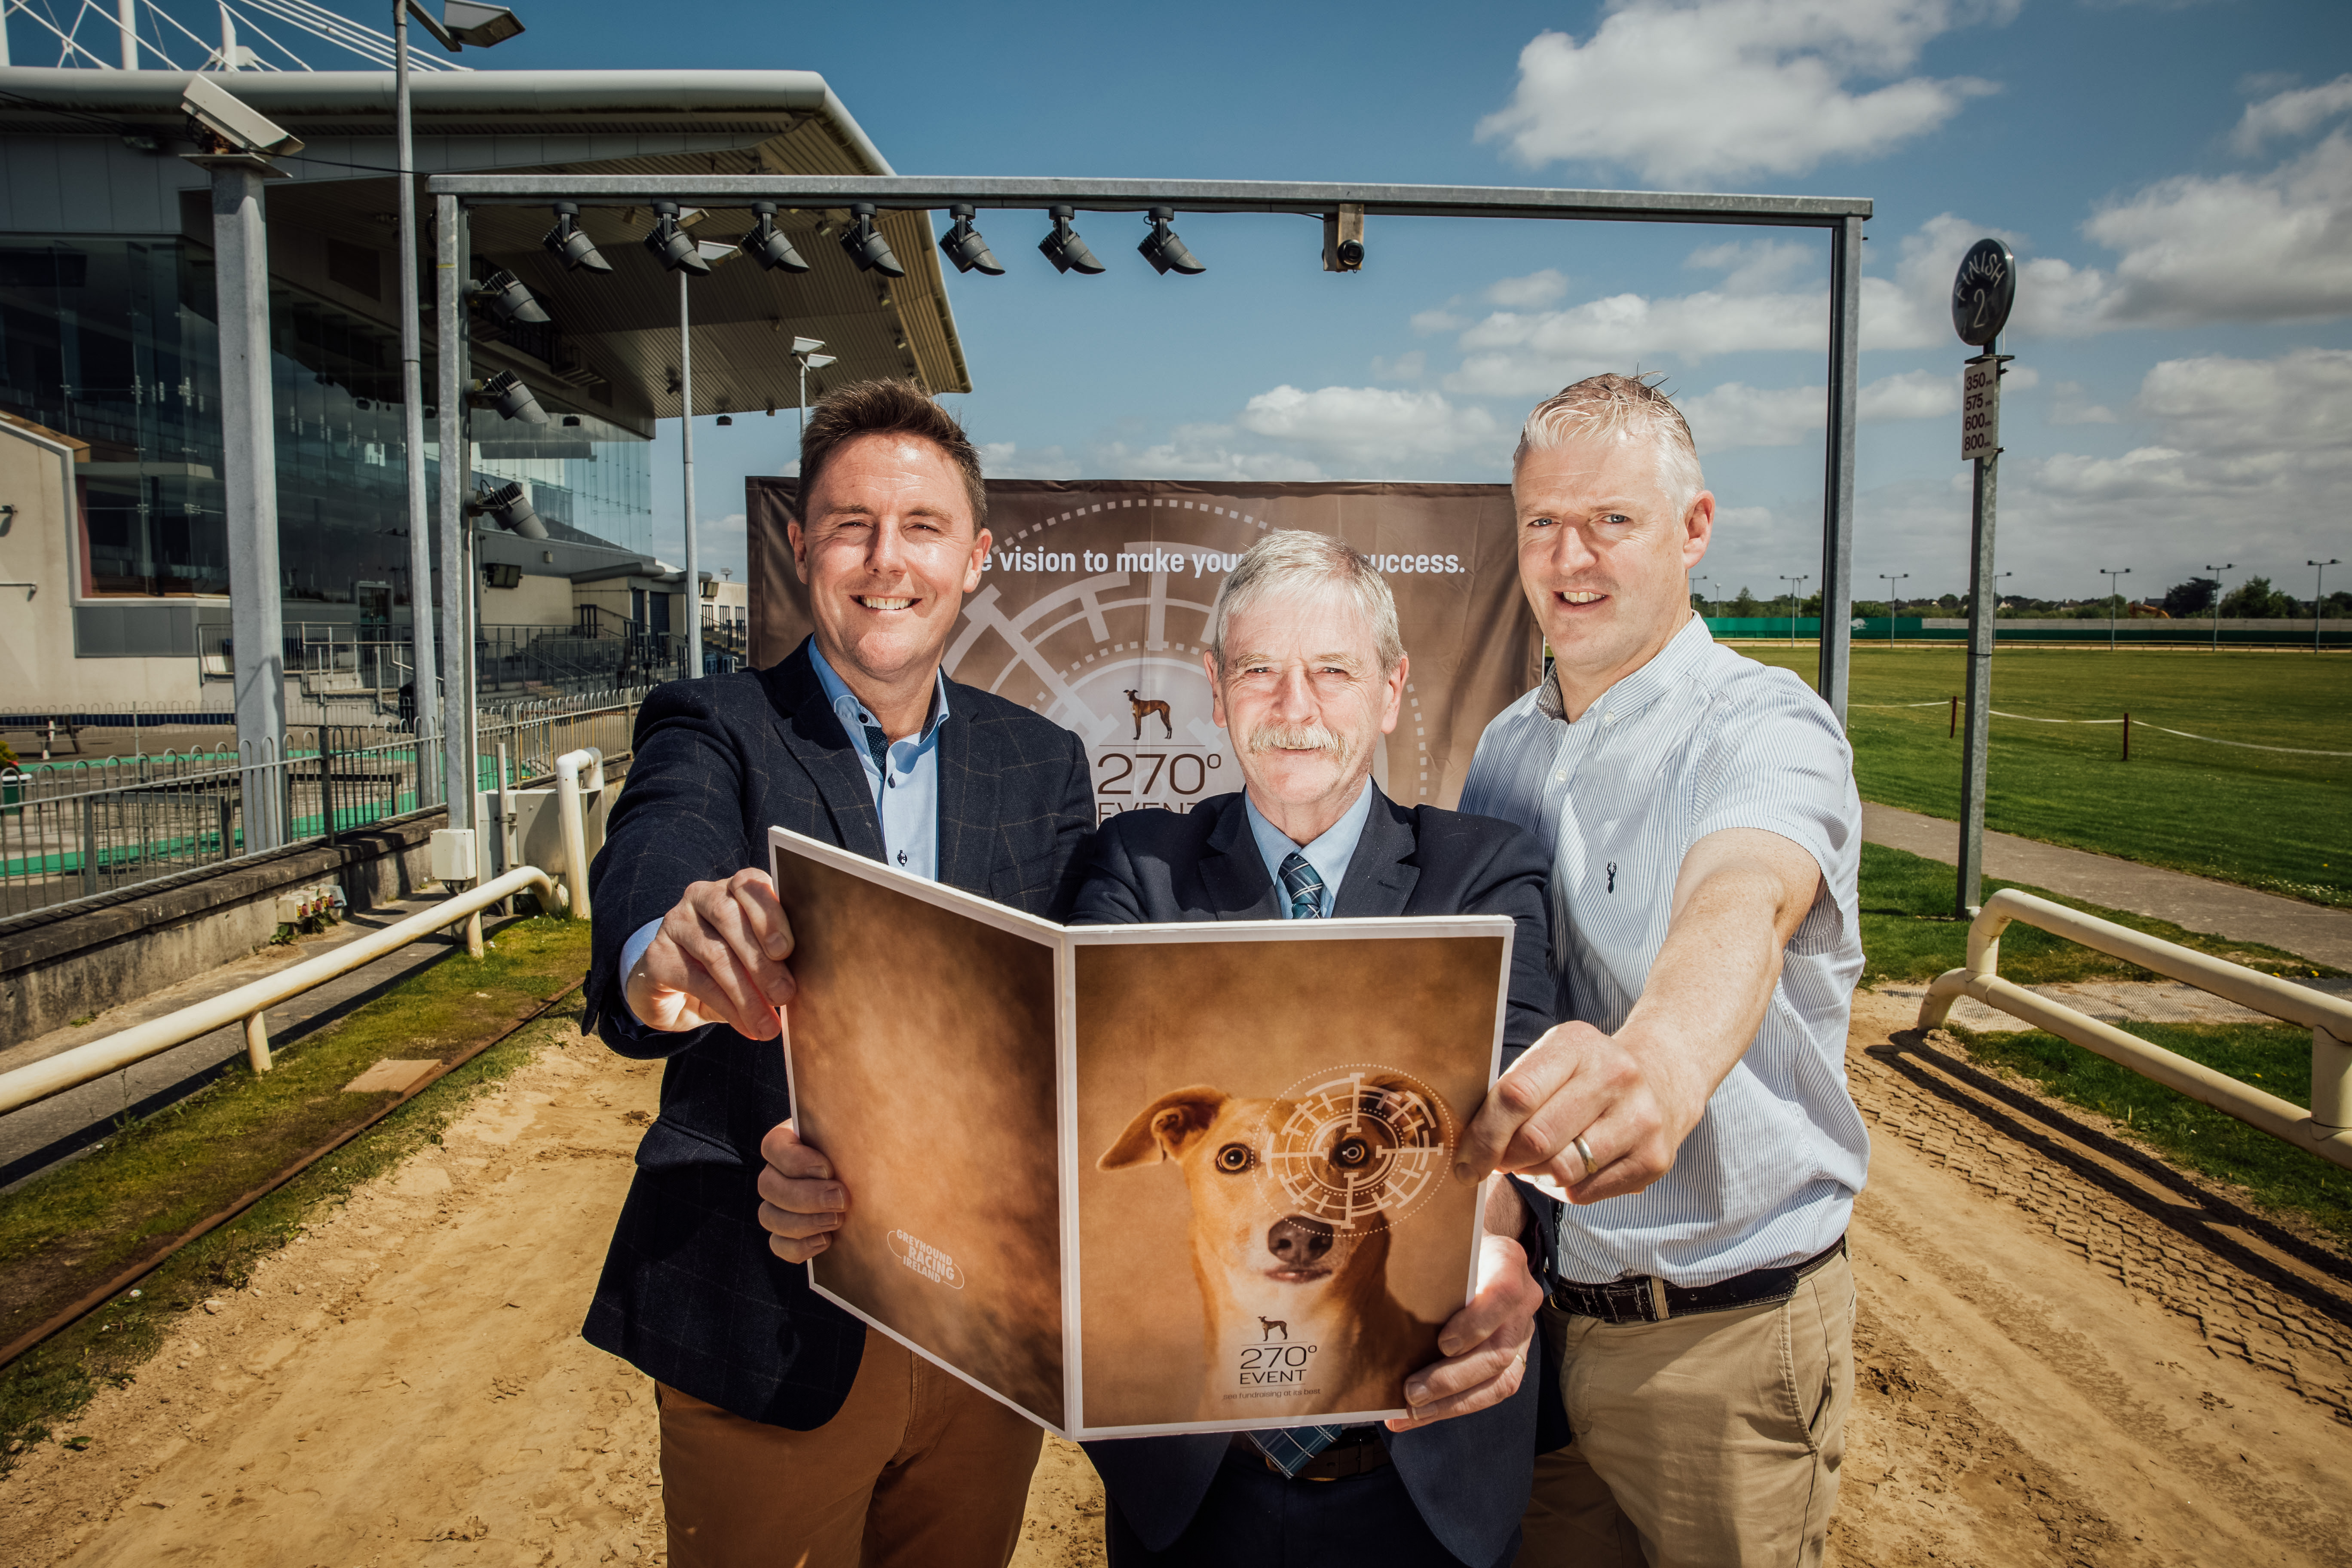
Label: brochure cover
xmin=770 ymin=825 xmax=1514 ymax=1441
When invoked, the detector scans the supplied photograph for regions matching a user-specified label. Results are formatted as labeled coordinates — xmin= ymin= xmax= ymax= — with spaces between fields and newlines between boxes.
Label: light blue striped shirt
xmin=1460 ymin=613 xmax=1868 ymax=1288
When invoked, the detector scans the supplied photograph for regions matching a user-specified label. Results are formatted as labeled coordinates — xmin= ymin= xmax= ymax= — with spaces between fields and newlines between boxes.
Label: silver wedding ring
xmin=1572 ymin=1135 xmax=1597 ymax=1181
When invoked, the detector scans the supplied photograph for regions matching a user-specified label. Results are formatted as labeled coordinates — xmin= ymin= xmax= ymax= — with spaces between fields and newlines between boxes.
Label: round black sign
xmin=1951 ymin=238 xmax=2015 ymax=348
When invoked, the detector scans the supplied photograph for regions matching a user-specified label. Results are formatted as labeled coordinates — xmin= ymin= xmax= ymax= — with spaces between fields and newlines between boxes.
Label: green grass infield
xmin=1738 ymin=644 xmax=2352 ymax=909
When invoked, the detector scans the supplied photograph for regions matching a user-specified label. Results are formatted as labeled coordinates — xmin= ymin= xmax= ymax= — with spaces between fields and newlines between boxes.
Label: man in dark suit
xmin=580 ymin=381 xmax=1093 ymax=1568
xmin=1069 ymin=531 xmax=1561 ymax=1568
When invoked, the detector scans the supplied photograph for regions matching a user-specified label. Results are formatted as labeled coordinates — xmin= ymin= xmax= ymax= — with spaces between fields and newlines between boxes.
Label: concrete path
xmin=0 ymin=894 xmax=525 ymax=1191
xmin=1862 ymin=802 xmax=2352 ymax=970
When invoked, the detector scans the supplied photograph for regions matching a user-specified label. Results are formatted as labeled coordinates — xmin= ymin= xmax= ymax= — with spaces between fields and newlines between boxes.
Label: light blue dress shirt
xmin=1241 ymin=780 xmax=1375 ymax=917
xmin=1461 ymin=613 xmax=1868 ymax=1289
xmin=618 ymin=646 xmax=952 ymax=985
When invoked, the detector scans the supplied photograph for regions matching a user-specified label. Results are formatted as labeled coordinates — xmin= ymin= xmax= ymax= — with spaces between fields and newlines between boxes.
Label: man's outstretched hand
xmin=1385 ymin=1179 xmax=1542 ymax=1430
xmin=624 ymin=867 xmax=797 ymax=1039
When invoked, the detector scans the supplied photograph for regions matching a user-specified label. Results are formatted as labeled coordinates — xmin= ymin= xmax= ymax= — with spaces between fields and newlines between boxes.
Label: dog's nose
xmin=1267 ymin=1216 xmax=1333 ymax=1265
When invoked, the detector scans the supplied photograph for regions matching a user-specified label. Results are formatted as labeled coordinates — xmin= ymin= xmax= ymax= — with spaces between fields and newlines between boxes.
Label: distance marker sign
xmin=1951 ymin=238 xmax=2015 ymax=348
xmin=1961 ymin=358 xmax=2001 ymax=462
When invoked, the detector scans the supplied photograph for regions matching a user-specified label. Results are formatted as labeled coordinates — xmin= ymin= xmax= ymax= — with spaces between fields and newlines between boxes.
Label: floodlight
xmin=181 ymin=74 xmax=304 ymax=158
xmin=1038 ymin=206 xmax=1105 ymax=275
xmin=482 ymin=560 xmax=523 ymax=589
xmin=472 ymin=481 xmax=546 ymax=539
xmin=804 ymin=353 xmax=836 ymax=369
xmin=839 ymin=204 xmax=905 ymax=278
xmin=440 ymin=0 xmax=522 ymax=46
xmin=1137 ymin=207 xmax=1205 ymax=276
xmin=739 ymin=202 xmax=810 ymax=273
xmin=645 ymin=202 xmax=712 ymax=276
xmin=939 ymin=204 xmax=1004 ymax=276
xmin=542 ymin=203 xmax=612 ymax=273
xmin=475 ymin=370 xmax=548 ymax=424
xmin=1336 ymin=239 xmax=1365 ymax=269
xmin=472 ymin=269 xmax=549 ymax=326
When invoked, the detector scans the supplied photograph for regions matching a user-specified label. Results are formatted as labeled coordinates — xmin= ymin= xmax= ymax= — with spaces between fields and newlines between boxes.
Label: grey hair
xmin=1512 ymin=373 xmax=1706 ymax=511
xmin=1206 ymin=530 xmax=1405 ymax=673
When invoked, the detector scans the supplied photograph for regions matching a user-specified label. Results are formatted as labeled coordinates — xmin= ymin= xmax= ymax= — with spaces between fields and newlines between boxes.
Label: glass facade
xmin=0 ymin=235 xmax=652 ymax=613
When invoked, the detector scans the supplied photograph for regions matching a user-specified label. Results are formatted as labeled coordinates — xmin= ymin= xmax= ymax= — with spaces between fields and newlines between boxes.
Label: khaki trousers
xmin=1515 ymin=1251 xmax=1855 ymax=1568
xmin=658 ymin=1327 xmax=1043 ymax=1568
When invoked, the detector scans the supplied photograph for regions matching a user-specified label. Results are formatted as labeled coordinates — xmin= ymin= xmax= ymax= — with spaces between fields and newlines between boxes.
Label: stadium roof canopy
xmin=0 ymin=67 xmax=971 ymax=434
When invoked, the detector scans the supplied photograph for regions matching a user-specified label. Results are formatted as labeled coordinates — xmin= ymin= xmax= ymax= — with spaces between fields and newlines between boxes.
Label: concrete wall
xmin=481 ymin=572 xmax=576 ymax=628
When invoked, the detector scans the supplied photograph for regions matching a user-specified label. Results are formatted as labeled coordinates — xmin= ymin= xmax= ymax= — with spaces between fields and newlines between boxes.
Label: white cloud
xmin=1678 ymin=368 xmax=1990 ymax=452
xmin=1236 ymin=386 xmax=1503 ymax=476
xmin=1411 ymin=307 xmax=1470 ymax=335
xmin=2230 ymin=73 xmax=2352 ymax=153
xmin=2049 ymin=383 xmax=2118 ymax=425
xmin=980 ymin=441 xmax=1081 ymax=480
xmin=2084 ymin=130 xmax=2352 ymax=325
xmin=1486 ymin=269 xmax=1571 ymax=307
xmin=1371 ymin=350 xmax=1427 ymax=382
xmin=1475 ymin=0 xmax=2012 ymax=185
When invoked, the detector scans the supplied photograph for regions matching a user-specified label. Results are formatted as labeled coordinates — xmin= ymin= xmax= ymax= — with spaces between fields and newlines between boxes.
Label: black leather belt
xmin=1549 ymin=1235 xmax=1847 ymax=1325
xmin=1229 ymin=1426 xmax=1393 ymax=1482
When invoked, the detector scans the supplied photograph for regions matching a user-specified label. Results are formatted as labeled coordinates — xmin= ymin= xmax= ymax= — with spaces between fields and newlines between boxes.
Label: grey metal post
xmin=211 ymin=158 xmax=288 ymax=852
xmin=1955 ymin=345 xmax=2001 ymax=918
xmin=393 ymin=0 xmax=439 ymax=796
xmin=1817 ymin=213 xmax=1862 ymax=728
xmin=435 ymin=192 xmax=473 ymax=834
xmin=681 ymin=269 xmax=701 ymax=680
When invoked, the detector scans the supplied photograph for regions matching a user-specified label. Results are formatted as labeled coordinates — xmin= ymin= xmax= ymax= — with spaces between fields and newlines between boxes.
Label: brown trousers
xmin=1516 ymin=1252 xmax=1856 ymax=1568
xmin=658 ymin=1327 xmax=1043 ymax=1568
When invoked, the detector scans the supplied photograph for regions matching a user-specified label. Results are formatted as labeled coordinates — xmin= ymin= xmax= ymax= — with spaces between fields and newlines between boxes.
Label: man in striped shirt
xmin=1455 ymin=375 xmax=1867 ymax=1567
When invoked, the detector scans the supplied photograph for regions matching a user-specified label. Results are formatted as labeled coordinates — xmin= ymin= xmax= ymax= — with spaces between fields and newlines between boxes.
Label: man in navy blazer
xmin=581 ymin=382 xmax=1093 ymax=1568
xmin=1070 ymin=531 xmax=1561 ymax=1568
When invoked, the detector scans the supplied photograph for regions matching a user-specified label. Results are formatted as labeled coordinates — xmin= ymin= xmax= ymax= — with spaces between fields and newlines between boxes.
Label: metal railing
xmin=1917 ymin=889 xmax=2352 ymax=1170
xmin=0 ymin=689 xmax=643 ymax=922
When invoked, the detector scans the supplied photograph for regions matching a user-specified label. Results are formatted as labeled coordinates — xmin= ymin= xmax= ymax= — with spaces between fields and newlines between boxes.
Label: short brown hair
xmin=1513 ymin=373 xmax=1704 ymax=507
xmin=798 ymin=378 xmax=987 ymax=529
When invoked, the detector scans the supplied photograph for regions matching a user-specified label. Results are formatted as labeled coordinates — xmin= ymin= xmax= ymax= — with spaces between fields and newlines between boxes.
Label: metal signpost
xmin=1954 ymin=237 xmax=2016 ymax=917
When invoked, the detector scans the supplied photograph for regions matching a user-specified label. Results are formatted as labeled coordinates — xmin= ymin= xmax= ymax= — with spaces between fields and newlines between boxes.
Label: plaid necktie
xmin=1277 ymin=851 xmax=1326 ymax=920
xmin=1253 ymin=849 xmax=1337 ymax=1476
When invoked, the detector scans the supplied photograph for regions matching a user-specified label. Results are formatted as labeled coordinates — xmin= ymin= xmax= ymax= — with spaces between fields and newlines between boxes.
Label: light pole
xmin=2205 ymin=562 xmax=2233 ymax=654
xmin=2313 ymin=559 xmax=2342 ymax=655
xmin=1878 ymin=572 xmax=1909 ymax=648
xmin=2099 ymin=566 xmax=2130 ymax=651
xmin=1778 ymin=574 xmax=1810 ymax=647
xmin=395 ymin=0 xmax=523 ymax=808
xmin=1691 ymin=574 xmax=1714 ymax=622
xmin=790 ymin=337 xmax=835 ymax=438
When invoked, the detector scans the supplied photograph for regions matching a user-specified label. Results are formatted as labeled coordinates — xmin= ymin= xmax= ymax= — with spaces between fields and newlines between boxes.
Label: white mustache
xmin=1246 ymin=720 xmax=1346 ymax=756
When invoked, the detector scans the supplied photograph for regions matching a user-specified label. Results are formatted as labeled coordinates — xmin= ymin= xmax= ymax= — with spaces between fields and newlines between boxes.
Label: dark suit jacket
xmin=1071 ymin=788 xmax=1559 ymax=1568
xmin=580 ymin=637 xmax=1094 ymax=1429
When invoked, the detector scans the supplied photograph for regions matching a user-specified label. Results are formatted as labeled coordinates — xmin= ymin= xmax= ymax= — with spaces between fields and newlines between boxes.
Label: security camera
xmin=182 ymin=75 xmax=305 ymax=158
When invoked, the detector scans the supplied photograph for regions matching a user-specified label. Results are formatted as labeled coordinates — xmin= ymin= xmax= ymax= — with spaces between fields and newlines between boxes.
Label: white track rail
xmin=1917 ymin=889 xmax=2352 ymax=1170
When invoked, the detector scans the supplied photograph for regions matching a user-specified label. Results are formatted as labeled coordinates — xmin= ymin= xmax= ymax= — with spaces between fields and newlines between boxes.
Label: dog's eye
xmin=1215 ymin=1143 xmax=1253 ymax=1173
xmin=1330 ymin=1137 xmax=1371 ymax=1169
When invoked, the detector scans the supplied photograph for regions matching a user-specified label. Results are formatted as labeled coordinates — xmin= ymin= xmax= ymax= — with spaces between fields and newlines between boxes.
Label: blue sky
xmin=511 ymin=0 xmax=2352 ymax=606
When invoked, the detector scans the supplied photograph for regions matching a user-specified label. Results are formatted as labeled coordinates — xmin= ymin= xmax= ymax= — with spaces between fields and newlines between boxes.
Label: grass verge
xmin=1737 ymin=645 xmax=2352 ymax=909
xmin=1950 ymin=1018 xmax=2352 ymax=1250
xmin=1856 ymin=841 xmax=2342 ymax=985
xmin=0 ymin=917 xmax=591 ymax=1472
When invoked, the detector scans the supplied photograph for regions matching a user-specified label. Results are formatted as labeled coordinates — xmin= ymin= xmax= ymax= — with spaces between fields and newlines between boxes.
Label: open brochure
xmin=768 ymin=825 xmax=1515 ymax=1441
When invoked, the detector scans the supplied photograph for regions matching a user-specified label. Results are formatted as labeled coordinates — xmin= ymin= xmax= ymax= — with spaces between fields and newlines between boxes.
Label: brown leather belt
xmin=1549 ymin=1235 xmax=1848 ymax=1325
xmin=1229 ymin=1427 xmax=1393 ymax=1482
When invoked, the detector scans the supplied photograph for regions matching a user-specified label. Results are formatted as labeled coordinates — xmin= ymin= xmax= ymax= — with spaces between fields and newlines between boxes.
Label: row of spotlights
xmin=543 ymin=200 xmax=1220 ymax=282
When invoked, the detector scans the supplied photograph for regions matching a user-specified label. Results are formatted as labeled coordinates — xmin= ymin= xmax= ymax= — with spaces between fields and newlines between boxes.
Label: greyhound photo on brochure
xmin=766 ymin=824 xmax=1512 ymax=1442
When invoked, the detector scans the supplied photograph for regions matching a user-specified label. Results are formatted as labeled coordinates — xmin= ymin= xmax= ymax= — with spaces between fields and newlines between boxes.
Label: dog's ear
xmin=1097 ymin=1086 xmax=1227 ymax=1170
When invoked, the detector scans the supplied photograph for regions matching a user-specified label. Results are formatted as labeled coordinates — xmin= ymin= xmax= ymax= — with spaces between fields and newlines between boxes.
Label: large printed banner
xmin=748 ymin=480 xmax=1537 ymax=817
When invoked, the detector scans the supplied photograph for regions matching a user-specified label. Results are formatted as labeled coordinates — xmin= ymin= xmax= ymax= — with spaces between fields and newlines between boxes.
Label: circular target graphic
xmin=1256 ymin=1067 xmax=1455 ymax=1234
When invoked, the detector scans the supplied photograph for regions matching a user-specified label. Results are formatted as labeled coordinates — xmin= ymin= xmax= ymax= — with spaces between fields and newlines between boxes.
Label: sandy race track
xmin=2 ymin=998 xmax=2347 ymax=1567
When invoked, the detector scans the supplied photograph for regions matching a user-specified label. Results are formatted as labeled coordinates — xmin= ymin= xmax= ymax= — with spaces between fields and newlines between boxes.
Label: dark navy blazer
xmin=1070 ymin=788 xmax=1562 ymax=1568
xmin=579 ymin=637 xmax=1095 ymax=1428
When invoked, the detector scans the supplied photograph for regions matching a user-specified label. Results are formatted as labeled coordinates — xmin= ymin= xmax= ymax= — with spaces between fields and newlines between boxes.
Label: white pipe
xmin=0 ymin=864 xmax=557 ymax=1117
xmin=554 ymin=744 xmax=602 ymax=921
xmin=1920 ymin=967 xmax=2352 ymax=1171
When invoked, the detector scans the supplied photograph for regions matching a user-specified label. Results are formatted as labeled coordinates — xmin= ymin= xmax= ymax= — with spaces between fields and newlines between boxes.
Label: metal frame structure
xmin=428 ymin=173 xmax=1873 ymax=834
